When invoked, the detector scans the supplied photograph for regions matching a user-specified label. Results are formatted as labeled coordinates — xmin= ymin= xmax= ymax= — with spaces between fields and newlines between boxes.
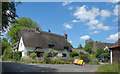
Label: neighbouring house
xmin=71 ymin=48 xmax=89 ymax=55
xmin=92 ymin=42 xmax=114 ymax=51
xmin=109 ymin=39 xmax=120 ymax=64
xmin=12 ymin=28 xmax=71 ymax=58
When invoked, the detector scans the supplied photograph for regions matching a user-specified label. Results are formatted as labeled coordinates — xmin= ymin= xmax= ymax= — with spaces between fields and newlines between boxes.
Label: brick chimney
xmin=48 ymin=29 xmax=51 ymax=33
xmin=35 ymin=27 xmax=39 ymax=31
xmin=64 ymin=33 xmax=67 ymax=41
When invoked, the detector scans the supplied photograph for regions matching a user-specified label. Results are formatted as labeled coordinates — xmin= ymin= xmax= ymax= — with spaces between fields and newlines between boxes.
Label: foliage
xmin=2 ymin=2 xmax=21 ymax=31
xmin=1 ymin=37 xmax=11 ymax=55
xmin=95 ymin=47 xmax=104 ymax=58
xmin=13 ymin=51 xmax=22 ymax=61
xmin=68 ymin=42 xmax=73 ymax=48
xmin=90 ymin=54 xmax=96 ymax=59
xmin=84 ymin=38 xmax=94 ymax=54
xmin=48 ymin=50 xmax=58 ymax=57
xmin=96 ymin=62 xmax=118 ymax=72
xmin=100 ymin=53 xmax=108 ymax=57
xmin=77 ymin=52 xmax=90 ymax=63
xmin=2 ymin=47 xmax=13 ymax=61
xmin=29 ymin=52 xmax=37 ymax=59
xmin=78 ymin=44 xmax=83 ymax=49
xmin=43 ymin=53 xmax=49 ymax=61
xmin=7 ymin=17 xmax=40 ymax=44
xmin=70 ymin=51 xmax=79 ymax=57
xmin=95 ymin=47 xmax=109 ymax=58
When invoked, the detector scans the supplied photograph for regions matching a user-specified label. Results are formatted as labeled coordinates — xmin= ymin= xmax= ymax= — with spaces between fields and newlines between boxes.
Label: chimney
xmin=48 ymin=29 xmax=51 ymax=33
xmin=64 ymin=33 xmax=67 ymax=41
xmin=35 ymin=27 xmax=39 ymax=31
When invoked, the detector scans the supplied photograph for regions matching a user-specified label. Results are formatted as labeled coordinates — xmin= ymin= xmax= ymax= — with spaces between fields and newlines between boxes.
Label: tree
xmin=84 ymin=38 xmax=94 ymax=54
xmin=95 ymin=47 xmax=104 ymax=58
xmin=68 ymin=42 xmax=73 ymax=48
xmin=78 ymin=44 xmax=83 ymax=49
xmin=7 ymin=17 xmax=40 ymax=44
xmin=2 ymin=2 xmax=21 ymax=32
xmin=2 ymin=38 xmax=11 ymax=55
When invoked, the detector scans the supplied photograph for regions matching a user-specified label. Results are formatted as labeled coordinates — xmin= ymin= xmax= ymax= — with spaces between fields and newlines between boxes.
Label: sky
xmin=3 ymin=2 xmax=119 ymax=48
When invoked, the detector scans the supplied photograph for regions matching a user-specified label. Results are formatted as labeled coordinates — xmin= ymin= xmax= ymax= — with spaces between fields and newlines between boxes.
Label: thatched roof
xmin=71 ymin=48 xmax=89 ymax=54
xmin=92 ymin=42 xmax=114 ymax=51
xmin=110 ymin=39 xmax=120 ymax=49
xmin=20 ymin=28 xmax=71 ymax=50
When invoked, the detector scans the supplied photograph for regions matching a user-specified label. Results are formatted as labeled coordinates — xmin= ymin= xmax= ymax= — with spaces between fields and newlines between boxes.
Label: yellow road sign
xmin=77 ymin=60 xmax=83 ymax=64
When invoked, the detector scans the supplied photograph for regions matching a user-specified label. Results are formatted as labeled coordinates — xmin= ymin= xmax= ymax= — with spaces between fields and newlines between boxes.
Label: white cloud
xmin=80 ymin=35 xmax=90 ymax=40
xmin=73 ymin=5 xmax=100 ymax=22
xmin=73 ymin=5 xmax=112 ymax=31
xmin=64 ymin=23 xmax=72 ymax=29
xmin=87 ymin=19 xmax=99 ymax=25
xmin=90 ymin=31 xmax=100 ymax=34
xmin=100 ymin=10 xmax=111 ymax=18
xmin=62 ymin=1 xmax=72 ymax=6
xmin=97 ymin=23 xmax=112 ymax=31
xmin=113 ymin=5 xmax=118 ymax=16
xmin=72 ymin=20 xmax=79 ymax=23
xmin=89 ymin=23 xmax=112 ymax=31
xmin=111 ymin=0 xmax=120 ymax=3
xmin=68 ymin=6 xmax=73 ymax=10
xmin=106 ymin=32 xmax=120 ymax=40
xmin=69 ymin=41 xmax=72 ymax=43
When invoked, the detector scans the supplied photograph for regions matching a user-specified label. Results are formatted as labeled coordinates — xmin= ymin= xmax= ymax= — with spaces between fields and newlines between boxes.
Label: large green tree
xmin=84 ymin=38 xmax=94 ymax=54
xmin=1 ymin=37 xmax=11 ymax=55
xmin=78 ymin=44 xmax=83 ymax=49
xmin=2 ymin=2 xmax=21 ymax=32
xmin=7 ymin=17 xmax=40 ymax=44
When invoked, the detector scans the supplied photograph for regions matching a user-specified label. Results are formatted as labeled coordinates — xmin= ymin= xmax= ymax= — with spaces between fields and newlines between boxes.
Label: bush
xmin=29 ymin=52 xmax=37 ymax=59
xmin=70 ymin=51 xmax=79 ymax=57
xmin=78 ymin=54 xmax=90 ymax=63
xmin=13 ymin=51 xmax=22 ymax=61
xmin=49 ymin=50 xmax=58 ymax=57
xmin=2 ymin=48 xmax=13 ymax=61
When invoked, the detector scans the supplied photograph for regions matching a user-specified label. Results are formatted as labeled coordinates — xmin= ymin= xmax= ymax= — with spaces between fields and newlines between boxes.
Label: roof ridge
xmin=22 ymin=28 xmax=65 ymax=38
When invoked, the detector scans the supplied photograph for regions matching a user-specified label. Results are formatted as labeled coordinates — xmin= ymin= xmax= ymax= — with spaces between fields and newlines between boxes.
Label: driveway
xmin=2 ymin=61 xmax=100 ymax=72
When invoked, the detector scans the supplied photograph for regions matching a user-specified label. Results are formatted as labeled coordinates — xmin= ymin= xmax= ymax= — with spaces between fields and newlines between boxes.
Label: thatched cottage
xmin=92 ymin=42 xmax=114 ymax=51
xmin=12 ymin=28 xmax=71 ymax=57
xmin=109 ymin=39 xmax=120 ymax=64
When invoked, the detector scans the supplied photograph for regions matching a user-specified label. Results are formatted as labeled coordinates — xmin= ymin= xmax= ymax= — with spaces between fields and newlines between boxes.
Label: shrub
xmin=70 ymin=51 xmax=79 ymax=57
xmin=29 ymin=52 xmax=37 ymax=59
xmin=78 ymin=54 xmax=90 ymax=63
xmin=48 ymin=50 xmax=58 ymax=57
xmin=2 ymin=48 xmax=13 ymax=61
xmin=13 ymin=51 xmax=22 ymax=61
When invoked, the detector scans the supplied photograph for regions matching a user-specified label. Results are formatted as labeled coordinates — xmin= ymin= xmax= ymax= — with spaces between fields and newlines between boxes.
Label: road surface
xmin=2 ymin=62 xmax=100 ymax=72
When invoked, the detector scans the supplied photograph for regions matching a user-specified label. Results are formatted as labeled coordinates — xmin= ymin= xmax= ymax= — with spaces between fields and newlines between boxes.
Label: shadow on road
xmin=2 ymin=62 xmax=58 ymax=72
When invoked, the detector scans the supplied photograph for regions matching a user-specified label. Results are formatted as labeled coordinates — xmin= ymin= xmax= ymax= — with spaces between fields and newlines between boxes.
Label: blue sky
xmin=3 ymin=2 xmax=119 ymax=48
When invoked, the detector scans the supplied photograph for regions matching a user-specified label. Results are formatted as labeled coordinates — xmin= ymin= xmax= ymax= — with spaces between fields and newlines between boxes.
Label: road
xmin=2 ymin=62 xmax=100 ymax=72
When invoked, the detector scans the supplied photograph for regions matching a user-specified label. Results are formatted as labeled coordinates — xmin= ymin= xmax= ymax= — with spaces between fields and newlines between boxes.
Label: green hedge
xmin=13 ymin=51 xmax=22 ymax=61
xmin=30 ymin=52 xmax=37 ymax=59
xmin=2 ymin=48 xmax=13 ymax=61
xmin=70 ymin=51 xmax=79 ymax=57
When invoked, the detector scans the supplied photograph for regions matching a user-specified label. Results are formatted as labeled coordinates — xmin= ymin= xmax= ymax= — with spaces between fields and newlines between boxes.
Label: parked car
xmin=98 ymin=56 xmax=108 ymax=62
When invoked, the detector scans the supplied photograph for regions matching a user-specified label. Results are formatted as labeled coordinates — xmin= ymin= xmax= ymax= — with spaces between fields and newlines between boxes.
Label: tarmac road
xmin=1 ymin=61 xmax=100 ymax=72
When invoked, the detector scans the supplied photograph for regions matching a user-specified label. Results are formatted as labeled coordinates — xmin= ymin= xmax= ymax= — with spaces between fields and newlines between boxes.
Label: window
xmin=62 ymin=53 xmax=67 ymax=57
xmin=21 ymin=43 xmax=22 ymax=47
xmin=48 ymin=44 xmax=54 ymax=48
